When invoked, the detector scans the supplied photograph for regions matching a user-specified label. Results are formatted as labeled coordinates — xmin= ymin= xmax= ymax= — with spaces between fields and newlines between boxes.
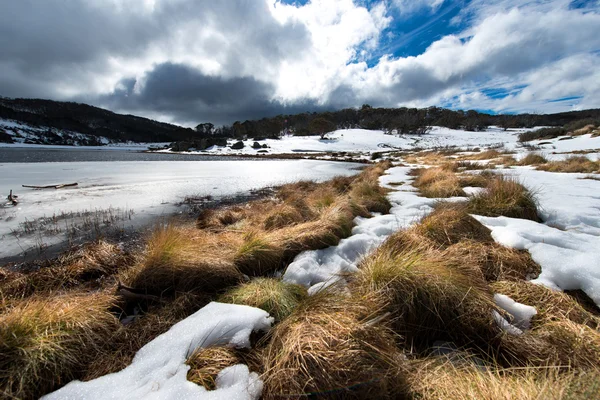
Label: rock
xmin=257 ymin=149 xmax=269 ymax=153
xmin=231 ymin=141 xmax=245 ymax=150
xmin=0 ymin=130 xmax=14 ymax=143
xmin=252 ymin=141 xmax=262 ymax=149
xmin=262 ymin=144 xmax=269 ymax=148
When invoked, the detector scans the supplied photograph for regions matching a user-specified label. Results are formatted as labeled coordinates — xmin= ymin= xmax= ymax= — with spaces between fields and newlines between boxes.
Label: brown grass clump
xmin=124 ymin=224 xmax=243 ymax=295
xmin=0 ymin=240 xmax=132 ymax=301
xmin=261 ymin=290 xmax=407 ymax=399
xmin=408 ymin=359 xmax=600 ymax=400
xmin=491 ymin=280 xmax=599 ymax=329
xmin=518 ymin=153 xmax=548 ymax=165
xmin=219 ymin=278 xmax=307 ymax=322
xmin=234 ymin=231 xmax=285 ymax=276
xmin=0 ymin=293 xmax=119 ymax=399
xmin=412 ymin=167 xmax=466 ymax=198
xmin=263 ymin=198 xmax=315 ymax=230
xmin=415 ymin=204 xmax=493 ymax=247
xmin=445 ymin=241 xmax=541 ymax=282
xmin=351 ymin=233 xmax=498 ymax=350
xmin=538 ymin=156 xmax=600 ymax=174
xmin=469 ymin=149 xmax=503 ymax=160
xmin=467 ymin=175 xmax=541 ymax=221
xmin=349 ymin=179 xmax=391 ymax=213
xmin=186 ymin=346 xmax=242 ymax=390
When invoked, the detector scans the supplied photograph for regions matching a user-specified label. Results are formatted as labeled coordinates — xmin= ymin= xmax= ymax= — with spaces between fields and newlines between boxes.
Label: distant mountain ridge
xmin=0 ymin=97 xmax=195 ymax=144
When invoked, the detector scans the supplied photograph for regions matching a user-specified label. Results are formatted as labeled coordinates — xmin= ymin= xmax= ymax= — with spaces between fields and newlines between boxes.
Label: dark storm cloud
xmin=97 ymin=62 xmax=328 ymax=125
xmin=0 ymin=0 xmax=310 ymax=107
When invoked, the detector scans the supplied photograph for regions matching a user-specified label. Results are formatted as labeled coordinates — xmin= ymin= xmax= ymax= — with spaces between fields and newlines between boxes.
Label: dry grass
xmin=219 ymin=278 xmax=307 ymax=322
xmin=467 ymin=175 xmax=541 ymax=221
xmin=349 ymin=180 xmax=392 ymax=214
xmin=518 ymin=153 xmax=548 ymax=165
xmin=81 ymin=292 xmax=208 ymax=381
xmin=492 ymin=280 xmax=599 ymax=329
xmin=351 ymin=232 xmax=498 ymax=350
xmin=261 ymin=290 xmax=407 ymax=399
xmin=0 ymin=240 xmax=132 ymax=301
xmin=123 ymin=224 xmax=243 ymax=295
xmin=445 ymin=241 xmax=541 ymax=282
xmin=415 ymin=204 xmax=493 ymax=247
xmin=186 ymin=346 xmax=242 ymax=390
xmin=408 ymin=359 xmax=600 ymax=400
xmin=467 ymin=149 xmax=503 ymax=160
xmin=0 ymin=293 xmax=119 ymax=399
xmin=412 ymin=167 xmax=466 ymax=198
xmin=538 ymin=156 xmax=600 ymax=174
xmin=234 ymin=231 xmax=285 ymax=276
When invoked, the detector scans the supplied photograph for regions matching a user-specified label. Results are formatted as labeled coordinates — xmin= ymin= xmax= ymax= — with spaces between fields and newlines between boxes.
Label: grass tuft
xmin=538 ymin=156 xmax=600 ymax=174
xmin=415 ymin=204 xmax=493 ymax=246
xmin=219 ymin=278 xmax=307 ymax=321
xmin=518 ymin=153 xmax=548 ymax=165
xmin=261 ymin=290 xmax=407 ymax=399
xmin=186 ymin=346 xmax=242 ymax=390
xmin=351 ymin=232 xmax=497 ymax=350
xmin=467 ymin=175 xmax=541 ymax=221
xmin=0 ymin=293 xmax=119 ymax=399
xmin=412 ymin=167 xmax=466 ymax=198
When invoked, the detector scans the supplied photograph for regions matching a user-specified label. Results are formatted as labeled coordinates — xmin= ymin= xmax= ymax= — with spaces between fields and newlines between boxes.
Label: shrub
xmin=518 ymin=127 xmax=566 ymax=142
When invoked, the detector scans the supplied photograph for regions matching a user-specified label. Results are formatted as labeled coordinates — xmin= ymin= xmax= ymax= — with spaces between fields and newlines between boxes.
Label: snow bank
xmin=43 ymin=302 xmax=273 ymax=400
xmin=283 ymin=166 xmax=436 ymax=293
xmin=475 ymin=215 xmax=600 ymax=306
xmin=499 ymin=168 xmax=600 ymax=236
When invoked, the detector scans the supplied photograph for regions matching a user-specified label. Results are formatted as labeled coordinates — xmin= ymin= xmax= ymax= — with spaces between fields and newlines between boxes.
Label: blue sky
xmin=0 ymin=0 xmax=599 ymax=125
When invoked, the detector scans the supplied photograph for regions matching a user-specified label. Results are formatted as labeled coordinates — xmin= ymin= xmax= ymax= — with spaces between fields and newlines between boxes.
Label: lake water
xmin=0 ymin=147 xmax=249 ymax=163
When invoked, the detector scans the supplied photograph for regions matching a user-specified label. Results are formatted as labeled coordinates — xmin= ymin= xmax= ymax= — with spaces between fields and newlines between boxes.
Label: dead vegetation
xmin=260 ymin=290 xmax=408 ymax=399
xmin=467 ymin=175 xmax=541 ymax=221
xmin=412 ymin=167 xmax=466 ymax=197
xmin=538 ymin=156 xmax=600 ymax=174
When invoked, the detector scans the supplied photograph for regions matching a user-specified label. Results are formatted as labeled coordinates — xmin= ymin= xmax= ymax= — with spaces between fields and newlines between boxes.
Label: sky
xmin=0 ymin=0 xmax=599 ymax=126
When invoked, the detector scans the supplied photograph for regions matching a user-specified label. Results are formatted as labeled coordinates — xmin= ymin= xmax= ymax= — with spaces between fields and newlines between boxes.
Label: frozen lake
xmin=0 ymin=158 xmax=361 ymax=262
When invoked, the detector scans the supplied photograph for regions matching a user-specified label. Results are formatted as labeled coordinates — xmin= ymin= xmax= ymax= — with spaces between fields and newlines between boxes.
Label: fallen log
xmin=7 ymin=190 xmax=18 ymax=205
xmin=22 ymin=182 xmax=78 ymax=189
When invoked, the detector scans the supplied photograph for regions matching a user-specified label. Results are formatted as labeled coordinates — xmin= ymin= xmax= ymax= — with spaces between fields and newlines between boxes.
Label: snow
xmin=492 ymin=311 xmax=524 ymax=335
xmin=43 ymin=302 xmax=273 ymax=400
xmin=494 ymin=293 xmax=537 ymax=330
xmin=529 ymin=133 xmax=600 ymax=155
xmin=474 ymin=215 xmax=600 ymax=306
xmin=283 ymin=166 xmax=436 ymax=293
xmin=0 ymin=160 xmax=359 ymax=260
xmin=168 ymin=126 xmax=531 ymax=157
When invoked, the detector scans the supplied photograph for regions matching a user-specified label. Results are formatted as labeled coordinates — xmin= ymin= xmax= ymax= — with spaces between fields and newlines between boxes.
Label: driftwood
xmin=6 ymin=190 xmax=18 ymax=205
xmin=22 ymin=182 xmax=78 ymax=189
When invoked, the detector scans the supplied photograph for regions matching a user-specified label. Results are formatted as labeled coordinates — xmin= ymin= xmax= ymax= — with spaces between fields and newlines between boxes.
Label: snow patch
xmin=494 ymin=293 xmax=537 ymax=330
xmin=42 ymin=302 xmax=273 ymax=400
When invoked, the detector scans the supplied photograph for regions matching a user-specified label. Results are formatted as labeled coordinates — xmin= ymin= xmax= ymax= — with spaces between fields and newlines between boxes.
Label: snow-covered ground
xmin=474 ymin=166 xmax=600 ymax=306
xmin=163 ymin=127 xmax=532 ymax=157
xmin=0 ymin=160 xmax=360 ymax=260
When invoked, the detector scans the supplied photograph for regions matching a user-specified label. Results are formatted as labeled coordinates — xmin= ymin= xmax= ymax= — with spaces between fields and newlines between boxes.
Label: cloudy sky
xmin=1 ymin=0 xmax=599 ymax=126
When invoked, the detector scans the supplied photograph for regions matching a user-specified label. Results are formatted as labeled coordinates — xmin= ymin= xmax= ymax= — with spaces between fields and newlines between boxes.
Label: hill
xmin=0 ymin=97 xmax=196 ymax=145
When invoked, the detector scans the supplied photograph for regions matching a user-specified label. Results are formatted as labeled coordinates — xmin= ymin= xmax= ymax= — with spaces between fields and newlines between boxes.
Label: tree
xmin=309 ymin=117 xmax=336 ymax=139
